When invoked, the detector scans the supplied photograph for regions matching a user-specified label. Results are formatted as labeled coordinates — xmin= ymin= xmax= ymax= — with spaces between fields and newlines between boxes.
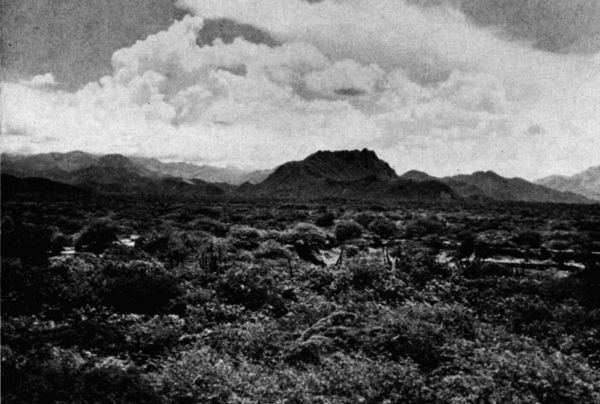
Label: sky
xmin=1 ymin=0 xmax=599 ymax=179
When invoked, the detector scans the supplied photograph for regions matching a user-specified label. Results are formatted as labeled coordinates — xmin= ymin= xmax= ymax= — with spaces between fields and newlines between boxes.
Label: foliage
xmin=281 ymin=222 xmax=327 ymax=247
xmin=404 ymin=217 xmax=445 ymax=239
xmin=1 ymin=347 xmax=163 ymax=404
xmin=99 ymin=261 xmax=183 ymax=314
xmin=368 ymin=217 xmax=398 ymax=240
xmin=75 ymin=219 xmax=121 ymax=254
xmin=254 ymin=239 xmax=292 ymax=260
xmin=334 ymin=220 xmax=364 ymax=243
xmin=315 ymin=211 xmax=336 ymax=227
xmin=3 ymin=196 xmax=600 ymax=403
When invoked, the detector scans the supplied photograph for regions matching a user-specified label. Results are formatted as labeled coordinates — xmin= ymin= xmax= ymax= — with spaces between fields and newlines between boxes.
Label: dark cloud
xmin=5 ymin=0 xmax=596 ymax=93
xmin=408 ymin=0 xmax=600 ymax=54
xmin=0 ymin=1 xmax=279 ymax=90
xmin=457 ymin=0 xmax=600 ymax=54
xmin=197 ymin=19 xmax=279 ymax=47
xmin=1 ymin=0 xmax=187 ymax=90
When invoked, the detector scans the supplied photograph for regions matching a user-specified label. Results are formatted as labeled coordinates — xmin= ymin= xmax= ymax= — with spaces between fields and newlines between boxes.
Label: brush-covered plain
xmin=2 ymin=194 xmax=600 ymax=403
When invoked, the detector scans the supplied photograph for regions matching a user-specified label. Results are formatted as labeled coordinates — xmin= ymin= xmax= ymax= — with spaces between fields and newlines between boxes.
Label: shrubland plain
xmin=2 ymin=193 xmax=600 ymax=404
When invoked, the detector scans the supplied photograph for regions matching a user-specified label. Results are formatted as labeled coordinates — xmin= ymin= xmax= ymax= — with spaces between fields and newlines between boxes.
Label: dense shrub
xmin=1 ymin=221 xmax=65 ymax=262
xmin=348 ymin=262 xmax=385 ymax=290
xmin=404 ymin=217 xmax=445 ymax=239
xmin=433 ymin=336 xmax=600 ymax=404
xmin=75 ymin=219 xmax=120 ymax=254
xmin=334 ymin=220 xmax=364 ymax=243
xmin=354 ymin=212 xmax=377 ymax=228
xmin=369 ymin=314 xmax=446 ymax=368
xmin=228 ymin=225 xmax=262 ymax=250
xmin=369 ymin=217 xmax=398 ymax=239
xmin=512 ymin=230 xmax=542 ymax=248
xmin=99 ymin=261 xmax=182 ymax=314
xmin=4 ymin=196 xmax=600 ymax=404
xmin=1 ymin=257 xmax=97 ymax=316
xmin=254 ymin=239 xmax=292 ymax=260
xmin=216 ymin=266 xmax=287 ymax=316
xmin=463 ymin=261 xmax=512 ymax=279
xmin=282 ymin=222 xmax=327 ymax=247
xmin=396 ymin=245 xmax=450 ymax=284
xmin=158 ymin=347 xmax=428 ymax=404
xmin=138 ymin=229 xmax=207 ymax=265
xmin=345 ymin=244 xmax=360 ymax=258
xmin=315 ymin=211 xmax=336 ymax=227
xmin=1 ymin=348 xmax=163 ymax=404
xmin=190 ymin=217 xmax=229 ymax=237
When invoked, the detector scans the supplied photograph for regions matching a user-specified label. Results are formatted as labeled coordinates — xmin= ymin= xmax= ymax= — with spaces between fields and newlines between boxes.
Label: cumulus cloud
xmin=2 ymin=0 xmax=599 ymax=178
xmin=304 ymin=60 xmax=385 ymax=96
xmin=21 ymin=73 xmax=58 ymax=88
xmin=2 ymin=16 xmax=378 ymax=167
xmin=178 ymin=0 xmax=600 ymax=177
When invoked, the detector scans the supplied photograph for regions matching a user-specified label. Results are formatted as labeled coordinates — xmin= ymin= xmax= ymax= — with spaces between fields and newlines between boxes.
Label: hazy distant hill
xmin=1 ymin=151 xmax=98 ymax=182
xmin=2 ymin=152 xmax=270 ymax=185
xmin=130 ymin=156 xmax=272 ymax=184
xmin=70 ymin=155 xmax=228 ymax=196
xmin=536 ymin=166 xmax=600 ymax=201
xmin=253 ymin=149 xmax=456 ymax=200
xmin=2 ymin=153 xmax=228 ymax=196
xmin=400 ymin=170 xmax=593 ymax=204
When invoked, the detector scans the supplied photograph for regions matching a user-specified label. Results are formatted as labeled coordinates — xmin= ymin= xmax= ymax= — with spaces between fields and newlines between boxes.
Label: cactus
xmin=199 ymin=240 xmax=225 ymax=272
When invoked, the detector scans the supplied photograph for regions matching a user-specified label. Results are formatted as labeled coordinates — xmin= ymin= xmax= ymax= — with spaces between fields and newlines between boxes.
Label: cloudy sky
xmin=2 ymin=0 xmax=599 ymax=179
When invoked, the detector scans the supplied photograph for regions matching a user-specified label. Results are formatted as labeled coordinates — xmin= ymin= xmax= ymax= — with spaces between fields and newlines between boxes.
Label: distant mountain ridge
xmin=1 ymin=151 xmax=99 ymax=182
xmin=129 ymin=156 xmax=272 ymax=185
xmin=536 ymin=166 xmax=600 ymax=201
xmin=2 ymin=150 xmax=594 ymax=203
xmin=399 ymin=170 xmax=593 ymax=204
xmin=2 ymin=152 xmax=271 ymax=185
xmin=1 ymin=152 xmax=229 ymax=196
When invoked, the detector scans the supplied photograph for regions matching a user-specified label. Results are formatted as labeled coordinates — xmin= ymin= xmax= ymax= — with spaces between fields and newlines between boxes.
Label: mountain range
xmin=1 ymin=151 xmax=271 ymax=186
xmin=2 ymin=150 xmax=597 ymax=204
xmin=400 ymin=170 xmax=593 ymax=204
xmin=536 ymin=166 xmax=600 ymax=201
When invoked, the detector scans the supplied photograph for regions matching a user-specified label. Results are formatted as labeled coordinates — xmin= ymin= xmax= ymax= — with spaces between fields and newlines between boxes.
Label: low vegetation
xmin=2 ymin=194 xmax=600 ymax=403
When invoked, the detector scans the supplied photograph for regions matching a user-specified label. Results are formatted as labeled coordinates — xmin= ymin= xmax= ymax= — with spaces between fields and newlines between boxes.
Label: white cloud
xmin=1 ymin=16 xmax=378 ymax=167
xmin=304 ymin=60 xmax=385 ymax=96
xmin=21 ymin=73 xmax=58 ymax=87
xmin=179 ymin=0 xmax=600 ymax=177
xmin=2 ymin=1 xmax=599 ymax=179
